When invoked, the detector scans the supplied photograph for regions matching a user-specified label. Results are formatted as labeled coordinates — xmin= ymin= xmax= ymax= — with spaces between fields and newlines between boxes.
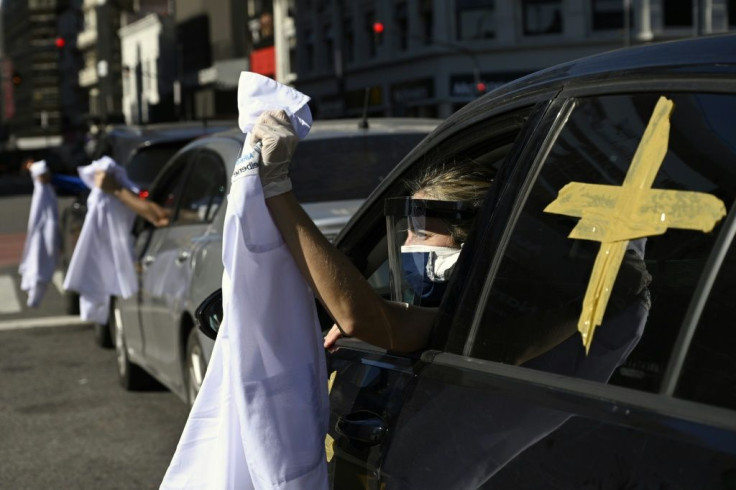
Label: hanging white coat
xmin=18 ymin=160 xmax=59 ymax=308
xmin=161 ymin=72 xmax=329 ymax=490
xmin=62 ymin=156 xmax=139 ymax=324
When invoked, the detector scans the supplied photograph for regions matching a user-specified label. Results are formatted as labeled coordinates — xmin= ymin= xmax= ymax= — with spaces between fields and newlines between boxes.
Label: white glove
xmin=250 ymin=110 xmax=299 ymax=198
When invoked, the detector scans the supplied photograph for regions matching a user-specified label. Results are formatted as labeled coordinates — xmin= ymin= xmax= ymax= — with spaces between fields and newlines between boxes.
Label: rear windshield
xmin=290 ymin=133 xmax=427 ymax=202
xmin=126 ymin=143 xmax=187 ymax=189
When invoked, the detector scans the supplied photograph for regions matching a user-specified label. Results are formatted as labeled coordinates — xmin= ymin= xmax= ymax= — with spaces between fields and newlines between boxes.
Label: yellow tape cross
xmin=544 ymin=96 xmax=726 ymax=352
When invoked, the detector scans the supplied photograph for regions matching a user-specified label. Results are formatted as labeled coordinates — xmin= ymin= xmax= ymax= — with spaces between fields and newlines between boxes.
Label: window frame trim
xmin=461 ymin=95 xmax=575 ymax=357
xmin=661 ymin=196 xmax=736 ymax=395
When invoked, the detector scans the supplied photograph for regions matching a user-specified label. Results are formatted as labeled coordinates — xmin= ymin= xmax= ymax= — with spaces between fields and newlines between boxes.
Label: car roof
xmin=97 ymin=120 xmax=237 ymax=164
xmin=469 ymin=34 xmax=735 ymax=112
xmin=204 ymin=117 xmax=442 ymax=144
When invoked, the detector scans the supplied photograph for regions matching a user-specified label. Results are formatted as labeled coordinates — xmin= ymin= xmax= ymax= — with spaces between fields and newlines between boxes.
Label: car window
xmin=465 ymin=93 xmax=736 ymax=394
xmin=149 ymin=152 xmax=193 ymax=216
xmin=290 ymin=133 xmax=427 ymax=202
xmin=174 ymin=150 xmax=227 ymax=226
xmin=676 ymin=238 xmax=736 ymax=411
xmin=125 ymin=142 xmax=187 ymax=190
xmin=362 ymin=108 xmax=534 ymax=304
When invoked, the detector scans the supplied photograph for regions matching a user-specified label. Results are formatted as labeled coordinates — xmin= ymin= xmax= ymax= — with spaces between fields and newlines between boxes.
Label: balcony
xmin=79 ymin=65 xmax=98 ymax=87
xmin=77 ymin=29 xmax=97 ymax=50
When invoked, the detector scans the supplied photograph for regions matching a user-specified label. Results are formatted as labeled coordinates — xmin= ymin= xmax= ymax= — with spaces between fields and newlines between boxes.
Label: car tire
xmin=113 ymin=305 xmax=154 ymax=390
xmin=94 ymin=321 xmax=114 ymax=349
xmin=185 ymin=328 xmax=207 ymax=407
xmin=64 ymin=290 xmax=80 ymax=315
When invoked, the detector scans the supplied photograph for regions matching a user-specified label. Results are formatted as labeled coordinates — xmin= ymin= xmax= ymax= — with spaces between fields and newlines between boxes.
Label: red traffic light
xmin=55 ymin=37 xmax=65 ymax=48
xmin=476 ymin=82 xmax=487 ymax=94
xmin=373 ymin=22 xmax=384 ymax=34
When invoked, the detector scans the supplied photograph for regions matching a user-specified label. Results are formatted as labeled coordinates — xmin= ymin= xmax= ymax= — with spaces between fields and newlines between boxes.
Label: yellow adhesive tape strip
xmin=325 ymin=371 xmax=337 ymax=463
xmin=543 ymin=96 xmax=727 ymax=352
xmin=547 ymin=185 xmax=726 ymax=242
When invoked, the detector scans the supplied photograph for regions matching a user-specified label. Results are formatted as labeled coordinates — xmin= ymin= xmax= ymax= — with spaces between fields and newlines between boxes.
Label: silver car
xmin=112 ymin=118 xmax=441 ymax=404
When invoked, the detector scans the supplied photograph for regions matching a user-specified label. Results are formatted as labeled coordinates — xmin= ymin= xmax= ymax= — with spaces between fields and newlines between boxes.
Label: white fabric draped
xmin=18 ymin=160 xmax=59 ymax=307
xmin=62 ymin=156 xmax=139 ymax=324
xmin=161 ymin=72 xmax=329 ymax=490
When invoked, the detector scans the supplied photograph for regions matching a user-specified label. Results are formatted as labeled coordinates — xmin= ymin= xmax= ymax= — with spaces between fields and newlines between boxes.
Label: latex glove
xmin=250 ymin=110 xmax=299 ymax=198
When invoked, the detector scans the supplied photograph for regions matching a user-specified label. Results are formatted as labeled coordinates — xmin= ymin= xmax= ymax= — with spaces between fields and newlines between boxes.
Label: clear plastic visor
xmin=384 ymin=197 xmax=475 ymax=306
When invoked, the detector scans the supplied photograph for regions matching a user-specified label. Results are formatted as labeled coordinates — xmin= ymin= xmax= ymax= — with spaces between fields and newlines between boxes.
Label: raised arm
xmin=94 ymin=171 xmax=170 ymax=227
xmin=253 ymin=111 xmax=434 ymax=352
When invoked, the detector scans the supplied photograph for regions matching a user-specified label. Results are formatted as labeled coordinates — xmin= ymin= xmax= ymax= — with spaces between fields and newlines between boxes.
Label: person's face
xmin=404 ymin=191 xmax=457 ymax=248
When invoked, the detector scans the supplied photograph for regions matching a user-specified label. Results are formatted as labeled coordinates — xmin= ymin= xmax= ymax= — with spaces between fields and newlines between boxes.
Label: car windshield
xmin=126 ymin=143 xmax=187 ymax=190
xmin=290 ymin=133 xmax=428 ymax=202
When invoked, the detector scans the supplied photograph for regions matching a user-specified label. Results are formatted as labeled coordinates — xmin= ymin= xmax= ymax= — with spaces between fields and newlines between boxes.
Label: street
xmin=0 ymin=194 xmax=189 ymax=489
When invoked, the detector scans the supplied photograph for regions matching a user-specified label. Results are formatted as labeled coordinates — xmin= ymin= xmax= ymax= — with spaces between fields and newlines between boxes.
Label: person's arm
xmin=265 ymin=191 xmax=435 ymax=352
xmin=94 ymin=171 xmax=170 ymax=227
xmin=251 ymin=110 xmax=434 ymax=352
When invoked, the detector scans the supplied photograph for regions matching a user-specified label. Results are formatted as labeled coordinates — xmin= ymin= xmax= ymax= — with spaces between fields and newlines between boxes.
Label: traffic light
xmin=475 ymin=81 xmax=487 ymax=96
xmin=55 ymin=37 xmax=65 ymax=49
xmin=373 ymin=21 xmax=384 ymax=44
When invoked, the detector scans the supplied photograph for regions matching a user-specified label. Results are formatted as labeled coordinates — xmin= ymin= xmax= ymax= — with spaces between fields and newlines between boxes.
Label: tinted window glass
xmin=175 ymin=151 xmax=227 ymax=225
xmin=150 ymin=157 xmax=190 ymax=214
xmin=676 ymin=239 xmax=736 ymax=410
xmin=126 ymin=143 xmax=187 ymax=189
xmin=469 ymin=93 xmax=736 ymax=393
xmin=290 ymin=133 xmax=426 ymax=202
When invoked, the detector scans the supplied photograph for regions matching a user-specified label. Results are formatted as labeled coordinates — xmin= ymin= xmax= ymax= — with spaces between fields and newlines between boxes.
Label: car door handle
xmin=142 ymin=255 xmax=155 ymax=267
xmin=335 ymin=410 xmax=387 ymax=446
xmin=176 ymin=251 xmax=191 ymax=263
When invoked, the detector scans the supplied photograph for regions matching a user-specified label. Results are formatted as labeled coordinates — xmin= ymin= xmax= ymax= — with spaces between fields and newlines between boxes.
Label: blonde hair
xmin=406 ymin=158 xmax=494 ymax=243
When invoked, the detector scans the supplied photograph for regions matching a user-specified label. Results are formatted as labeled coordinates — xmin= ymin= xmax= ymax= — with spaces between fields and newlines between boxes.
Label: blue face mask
xmin=400 ymin=246 xmax=461 ymax=307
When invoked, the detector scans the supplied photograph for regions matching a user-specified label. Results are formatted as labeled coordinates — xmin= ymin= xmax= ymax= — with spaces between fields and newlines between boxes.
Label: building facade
xmin=293 ymin=0 xmax=736 ymax=119
xmin=77 ymin=0 xmax=126 ymax=124
xmin=2 ymin=0 xmax=65 ymax=153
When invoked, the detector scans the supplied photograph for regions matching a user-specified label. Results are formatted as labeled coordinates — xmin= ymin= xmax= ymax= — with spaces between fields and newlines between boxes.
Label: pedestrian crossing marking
xmin=0 ymin=275 xmax=22 ymax=313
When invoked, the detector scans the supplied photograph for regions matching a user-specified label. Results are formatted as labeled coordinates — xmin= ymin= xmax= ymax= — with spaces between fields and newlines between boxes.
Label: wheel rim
xmin=114 ymin=309 xmax=126 ymax=378
xmin=187 ymin=342 xmax=205 ymax=404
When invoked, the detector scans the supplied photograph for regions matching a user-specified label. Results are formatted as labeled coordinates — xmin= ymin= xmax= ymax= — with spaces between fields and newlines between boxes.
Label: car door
xmin=138 ymin=148 xmax=227 ymax=386
xmin=117 ymin=151 xmax=191 ymax=359
xmin=324 ymin=101 xmax=545 ymax=488
xmin=328 ymin=89 xmax=736 ymax=488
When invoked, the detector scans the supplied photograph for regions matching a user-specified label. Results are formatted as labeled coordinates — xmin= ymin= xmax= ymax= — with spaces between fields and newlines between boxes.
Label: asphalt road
xmin=0 ymin=192 xmax=190 ymax=489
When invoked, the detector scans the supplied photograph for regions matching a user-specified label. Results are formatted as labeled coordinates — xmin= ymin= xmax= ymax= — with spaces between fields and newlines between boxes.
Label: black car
xmin=199 ymin=36 xmax=736 ymax=488
xmin=60 ymin=121 xmax=233 ymax=330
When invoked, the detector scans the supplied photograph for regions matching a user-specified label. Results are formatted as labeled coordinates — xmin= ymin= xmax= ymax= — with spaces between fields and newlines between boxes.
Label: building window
xmin=342 ymin=15 xmax=354 ymax=62
xmin=592 ymin=0 xmax=624 ymax=30
xmin=522 ymin=0 xmax=563 ymax=36
xmin=396 ymin=1 xmax=409 ymax=51
xmin=419 ymin=0 xmax=433 ymax=44
xmin=365 ymin=8 xmax=378 ymax=57
xmin=323 ymin=23 xmax=334 ymax=70
xmin=456 ymin=0 xmax=495 ymax=40
xmin=304 ymin=29 xmax=314 ymax=72
xmin=664 ymin=0 xmax=693 ymax=27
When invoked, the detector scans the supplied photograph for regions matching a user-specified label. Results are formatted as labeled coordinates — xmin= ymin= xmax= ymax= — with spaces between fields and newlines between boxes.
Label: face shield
xmin=385 ymin=197 xmax=477 ymax=307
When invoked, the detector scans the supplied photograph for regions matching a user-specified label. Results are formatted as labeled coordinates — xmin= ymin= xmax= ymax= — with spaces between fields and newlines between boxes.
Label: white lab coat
xmin=18 ymin=161 xmax=59 ymax=308
xmin=62 ymin=156 xmax=138 ymax=324
xmin=161 ymin=72 xmax=329 ymax=489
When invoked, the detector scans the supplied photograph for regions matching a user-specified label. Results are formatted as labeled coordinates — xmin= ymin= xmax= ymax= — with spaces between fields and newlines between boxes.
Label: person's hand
xmin=94 ymin=170 xmax=122 ymax=194
xmin=148 ymin=202 xmax=171 ymax=228
xmin=324 ymin=324 xmax=345 ymax=352
xmin=250 ymin=110 xmax=299 ymax=198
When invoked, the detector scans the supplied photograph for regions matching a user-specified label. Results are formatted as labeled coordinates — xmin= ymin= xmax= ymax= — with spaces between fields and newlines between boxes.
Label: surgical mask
xmin=400 ymin=245 xmax=461 ymax=306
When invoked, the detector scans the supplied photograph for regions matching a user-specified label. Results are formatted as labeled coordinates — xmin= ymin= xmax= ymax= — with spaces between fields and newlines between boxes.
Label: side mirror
xmin=195 ymin=288 xmax=223 ymax=341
